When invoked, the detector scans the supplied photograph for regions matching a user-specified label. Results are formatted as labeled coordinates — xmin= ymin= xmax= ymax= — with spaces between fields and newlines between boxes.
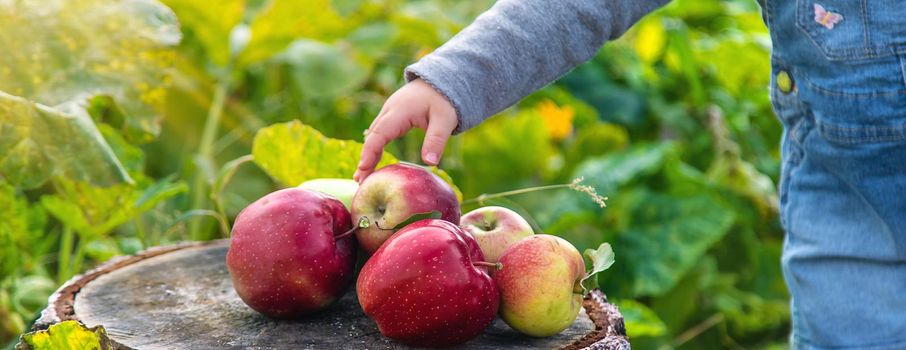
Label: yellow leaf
xmin=252 ymin=120 xmax=393 ymax=186
xmin=18 ymin=320 xmax=110 ymax=350
xmin=536 ymin=100 xmax=574 ymax=140
xmin=238 ymin=0 xmax=347 ymax=66
xmin=634 ymin=19 xmax=666 ymax=63
xmin=251 ymin=121 xmax=462 ymax=200
xmin=0 ymin=0 xmax=180 ymax=141
xmin=161 ymin=0 xmax=245 ymax=67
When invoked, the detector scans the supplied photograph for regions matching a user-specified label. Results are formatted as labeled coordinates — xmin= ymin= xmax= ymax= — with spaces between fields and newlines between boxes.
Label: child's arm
xmin=355 ymin=0 xmax=670 ymax=181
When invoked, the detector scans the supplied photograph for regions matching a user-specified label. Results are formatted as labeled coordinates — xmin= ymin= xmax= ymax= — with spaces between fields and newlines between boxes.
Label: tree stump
xmin=35 ymin=240 xmax=630 ymax=349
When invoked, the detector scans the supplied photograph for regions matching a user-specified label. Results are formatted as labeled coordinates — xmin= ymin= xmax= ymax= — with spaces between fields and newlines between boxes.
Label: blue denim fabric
xmin=763 ymin=1 xmax=906 ymax=349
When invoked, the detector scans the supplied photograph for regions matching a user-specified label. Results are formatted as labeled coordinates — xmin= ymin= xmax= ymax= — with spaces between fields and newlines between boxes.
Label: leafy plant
xmin=0 ymin=0 xmax=182 ymax=343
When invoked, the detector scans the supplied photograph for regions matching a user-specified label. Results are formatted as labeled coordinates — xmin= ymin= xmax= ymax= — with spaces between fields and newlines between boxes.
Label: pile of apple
xmin=227 ymin=163 xmax=613 ymax=347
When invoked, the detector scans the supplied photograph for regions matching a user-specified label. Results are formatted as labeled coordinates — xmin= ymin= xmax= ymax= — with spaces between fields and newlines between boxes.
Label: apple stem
xmin=334 ymin=226 xmax=357 ymax=241
xmin=473 ymin=261 xmax=503 ymax=270
xmin=335 ymin=217 xmax=373 ymax=241
xmin=574 ymin=280 xmax=587 ymax=295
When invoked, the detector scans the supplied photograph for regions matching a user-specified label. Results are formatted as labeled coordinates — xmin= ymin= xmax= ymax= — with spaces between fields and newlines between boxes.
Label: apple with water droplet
xmin=356 ymin=219 xmax=499 ymax=347
xmin=351 ymin=163 xmax=460 ymax=254
xmin=460 ymin=206 xmax=534 ymax=263
xmin=226 ymin=188 xmax=356 ymax=318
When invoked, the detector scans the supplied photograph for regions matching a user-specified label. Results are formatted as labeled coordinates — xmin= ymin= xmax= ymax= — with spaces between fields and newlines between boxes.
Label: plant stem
xmin=135 ymin=216 xmax=148 ymax=249
xmin=188 ymin=75 xmax=231 ymax=241
xmin=69 ymin=239 xmax=86 ymax=279
xmin=462 ymin=184 xmax=573 ymax=205
xmin=212 ymin=198 xmax=232 ymax=238
xmin=670 ymin=313 xmax=725 ymax=348
xmin=212 ymin=154 xmax=254 ymax=237
xmin=57 ymin=227 xmax=73 ymax=284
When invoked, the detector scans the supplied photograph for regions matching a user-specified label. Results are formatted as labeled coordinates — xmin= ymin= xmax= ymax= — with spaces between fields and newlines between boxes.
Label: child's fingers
xmin=355 ymin=131 xmax=388 ymax=182
xmin=366 ymin=102 xmax=391 ymax=133
xmin=421 ymin=111 xmax=457 ymax=166
xmin=355 ymin=112 xmax=408 ymax=182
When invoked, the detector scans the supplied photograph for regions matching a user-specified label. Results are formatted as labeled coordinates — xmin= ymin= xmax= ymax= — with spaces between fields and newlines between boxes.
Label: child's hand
xmin=354 ymin=79 xmax=458 ymax=182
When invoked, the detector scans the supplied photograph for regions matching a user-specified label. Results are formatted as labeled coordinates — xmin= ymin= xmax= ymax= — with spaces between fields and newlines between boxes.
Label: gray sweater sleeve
xmin=404 ymin=0 xmax=670 ymax=133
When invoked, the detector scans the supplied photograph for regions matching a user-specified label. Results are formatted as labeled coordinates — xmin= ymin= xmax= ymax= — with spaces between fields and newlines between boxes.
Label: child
xmin=354 ymin=1 xmax=906 ymax=349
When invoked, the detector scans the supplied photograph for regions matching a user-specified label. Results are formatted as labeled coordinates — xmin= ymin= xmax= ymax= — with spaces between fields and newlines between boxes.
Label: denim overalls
xmin=761 ymin=0 xmax=906 ymax=348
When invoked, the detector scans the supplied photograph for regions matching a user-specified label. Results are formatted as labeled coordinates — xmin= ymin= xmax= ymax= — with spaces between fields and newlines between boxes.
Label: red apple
xmin=357 ymin=219 xmax=499 ymax=347
xmin=461 ymin=206 xmax=534 ymax=263
xmin=351 ymin=163 xmax=460 ymax=254
xmin=226 ymin=188 xmax=356 ymax=318
xmin=494 ymin=234 xmax=586 ymax=336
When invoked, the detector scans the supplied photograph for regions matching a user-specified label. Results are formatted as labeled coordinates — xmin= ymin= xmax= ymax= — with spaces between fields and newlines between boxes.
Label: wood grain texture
xmin=36 ymin=240 xmax=630 ymax=349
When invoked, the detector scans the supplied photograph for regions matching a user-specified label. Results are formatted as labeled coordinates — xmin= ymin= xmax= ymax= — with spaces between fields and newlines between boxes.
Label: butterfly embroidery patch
xmin=814 ymin=3 xmax=843 ymax=29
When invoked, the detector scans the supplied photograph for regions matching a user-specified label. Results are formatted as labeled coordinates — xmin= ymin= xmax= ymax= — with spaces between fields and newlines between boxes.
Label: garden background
xmin=0 ymin=0 xmax=788 ymax=348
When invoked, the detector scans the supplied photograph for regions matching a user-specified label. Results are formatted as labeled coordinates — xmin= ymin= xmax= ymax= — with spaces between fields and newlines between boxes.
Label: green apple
xmin=460 ymin=206 xmax=534 ymax=263
xmin=494 ymin=234 xmax=585 ymax=337
xmin=298 ymin=178 xmax=358 ymax=208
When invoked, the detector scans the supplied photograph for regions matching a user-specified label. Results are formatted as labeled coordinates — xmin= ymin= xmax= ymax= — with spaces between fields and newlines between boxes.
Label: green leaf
xmin=387 ymin=211 xmax=442 ymax=231
xmin=714 ymin=285 xmax=790 ymax=337
xmin=346 ymin=22 xmax=398 ymax=59
xmin=96 ymin=123 xmax=145 ymax=176
xmin=564 ymin=122 xmax=629 ymax=172
xmin=11 ymin=276 xmax=56 ymax=316
xmin=461 ymin=110 xmax=552 ymax=196
xmin=542 ymin=211 xmax=606 ymax=253
xmin=697 ymin=39 xmax=770 ymax=95
xmin=277 ymin=40 xmax=369 ymax=99
xmin=17 ymin=320 xmax=110 ymax=350
xmin=573 ymin=143 xmax=673 ymax=194
xmin=615 ymin=299 xmax=668 ymax=338
xmin=170 ymin=209 xmax=228 ymax=234
xmin=0 ymin=0 xmax=181 ymax=142
xmin=160 ymin=0 xmax=245 ymax=66
xmin=0 ymin=92 xmax=130 ymax=189
xmin=580 ymin=243 xmax=616 ymax=294
xmin=251 ymin=120 xmax=398 ymax=186
xmin=619 ymin=189 xmax=736 ymax=296
xmin=84 ymin=238 xmax=120 ymax=263
xmin=1 ymin=286 xmax=25 ymax=338
xmin=0 ymin=182 xmax=48 ymax=277
xmin=708 ymin=157 xmax=779 ymax=215
xmin=238 ymin=0 xmax=347 ymax=66
xmin=212 ymin=155 xmax=255 ymax=200
xmin=41 ymin=176 xmax=187 ymax=239
xmin=536 ymin=143 xmax=672 ymax=227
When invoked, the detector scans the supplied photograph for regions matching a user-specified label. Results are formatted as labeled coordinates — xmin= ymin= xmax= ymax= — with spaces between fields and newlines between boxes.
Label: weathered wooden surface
xmin=37 ymin=240 xmax=630 ymax=349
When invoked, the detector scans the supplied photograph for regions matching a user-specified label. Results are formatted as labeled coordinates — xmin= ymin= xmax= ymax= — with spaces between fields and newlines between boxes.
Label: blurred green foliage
xmin=0 ymin=0 xmax=788 ymax=348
